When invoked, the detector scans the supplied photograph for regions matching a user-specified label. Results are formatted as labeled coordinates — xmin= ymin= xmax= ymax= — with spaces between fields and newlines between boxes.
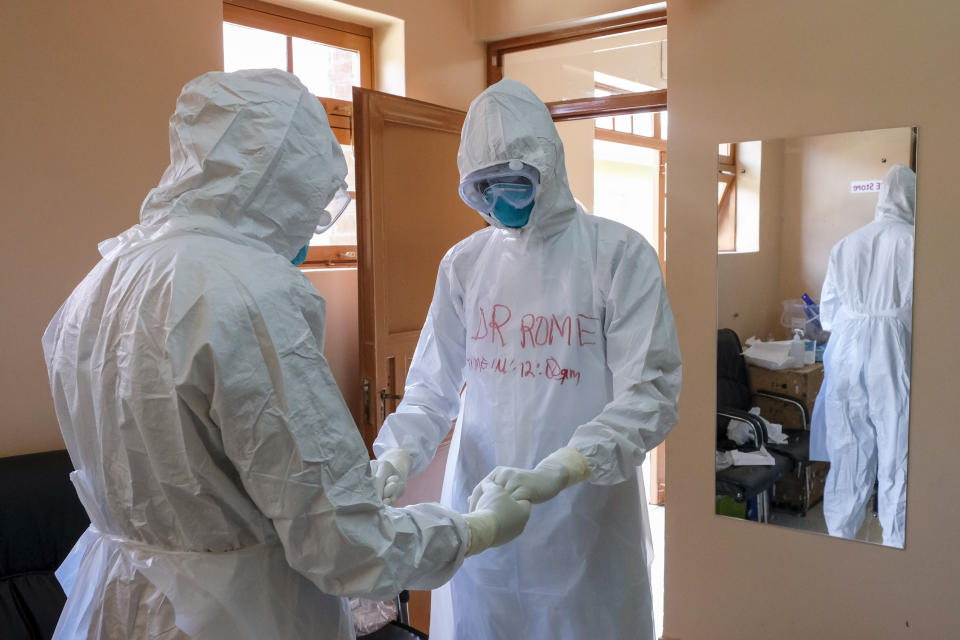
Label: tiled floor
xmin=767 ymin=499 xmax=884 ymax=545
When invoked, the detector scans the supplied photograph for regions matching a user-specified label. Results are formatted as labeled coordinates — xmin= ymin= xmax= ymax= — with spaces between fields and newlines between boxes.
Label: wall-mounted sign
xmin=850 ymin=180 xmax=882 ymax=194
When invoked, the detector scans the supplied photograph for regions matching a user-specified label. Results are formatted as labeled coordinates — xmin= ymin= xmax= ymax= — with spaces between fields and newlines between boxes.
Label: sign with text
xmin=850 ymin=179 xmax=882 ymax=194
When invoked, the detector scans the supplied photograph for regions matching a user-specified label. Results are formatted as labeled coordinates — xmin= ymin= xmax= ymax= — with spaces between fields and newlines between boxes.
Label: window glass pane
xmin=501 ymin=26 xmax=667 ymax=102
xmin=596 ymin=116 xmax=614 ymax=130
xmin=592 ymin=138 xmax=660 ymax=249
xmin=292 ymin=38 xmax=360 ymax=100
xmin=632 ymin=113 xmax=654 ymax=137
xmin=659 ymin=111 xmax=668 ymax=139
xmin=718 ymin=180 xmax=727 ymax=204
xmin=340 ymin=143 xmax=356 ymax=192
xmin=614 ymin=115 xmax=633 ymax=133
xmin=311 ymin=144 xmax=356 ymax=246
xmin=223 ymin=22 xmax=287 ymax=72
xmin=719 ymin=143 xmax=732 ymax=157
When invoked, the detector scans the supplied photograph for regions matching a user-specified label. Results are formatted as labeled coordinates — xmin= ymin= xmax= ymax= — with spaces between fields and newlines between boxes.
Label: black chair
xmin=763 ymin=404 xmax=819 ymax=516
xmin=716 ymin=329 xmax=794 ymax=522
xmin=0 ymin=450 xmax=429 ymax=639
xmin=719 ymin=329 xmax=821 ymax=515
xmin=0 ymin=450 xmax=89 ymax=640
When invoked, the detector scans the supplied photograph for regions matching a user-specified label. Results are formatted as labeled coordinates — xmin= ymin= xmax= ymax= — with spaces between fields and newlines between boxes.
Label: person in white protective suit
xmin=41 ymin=69 xmax=531 ymax=640
xmin=370 ymin=78 xmax=682 ymax=640
xmin=818 ymin=163 xmax=916 ymax=548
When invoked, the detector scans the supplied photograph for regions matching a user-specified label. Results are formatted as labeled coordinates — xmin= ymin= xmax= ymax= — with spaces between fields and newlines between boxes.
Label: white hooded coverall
xmin=42 ymin=70 xmax=470 ymax=640
xmin=374 ymin=79 xmax=682 ymax=640
xmin=819 ymin=164 xmax=915 ymax=547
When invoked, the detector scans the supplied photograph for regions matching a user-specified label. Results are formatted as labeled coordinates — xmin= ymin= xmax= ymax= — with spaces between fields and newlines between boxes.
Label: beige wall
xmin=666 ymin=2 xmax=960 ymax=638
xmin=719 ymin=128 xmax=914 ymax=342
xmin=778 ymin=128 xmax=913 ymax=307
xmin=717 ymin=139 xmax=784 ymax=340
xmin=0 ymin=0 xmax=224 ymax=457
xmin=304 ymin=268 xmax=361 ymax=423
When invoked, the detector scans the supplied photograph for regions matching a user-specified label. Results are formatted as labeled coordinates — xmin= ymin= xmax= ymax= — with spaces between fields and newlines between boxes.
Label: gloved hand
xmin=462 ymin=481 xmax=531 ymax=557
xmin=370 ymin=448 xmax=412 ymax=506
xmin=469 ymin=446 xmax=591 ymax=509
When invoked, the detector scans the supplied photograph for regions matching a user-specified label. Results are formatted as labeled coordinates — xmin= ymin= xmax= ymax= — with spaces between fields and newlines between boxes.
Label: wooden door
xmin=353 ymin=87 xmax=484 ymax=632
xmin=353 ymin=87 xmax=484 ymax=451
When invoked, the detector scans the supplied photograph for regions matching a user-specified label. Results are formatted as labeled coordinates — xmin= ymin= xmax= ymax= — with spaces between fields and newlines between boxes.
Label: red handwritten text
xmin=472 ymin=303 xmax=599 ymax=350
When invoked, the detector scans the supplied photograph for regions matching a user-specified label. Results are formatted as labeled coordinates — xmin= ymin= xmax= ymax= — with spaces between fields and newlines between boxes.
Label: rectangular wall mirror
xmin=714 ymin=126 xmax=917 ymax=549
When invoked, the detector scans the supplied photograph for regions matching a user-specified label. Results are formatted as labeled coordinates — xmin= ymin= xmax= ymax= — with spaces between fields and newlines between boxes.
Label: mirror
xmin=714 ymin=127 xmax=917 ymax=548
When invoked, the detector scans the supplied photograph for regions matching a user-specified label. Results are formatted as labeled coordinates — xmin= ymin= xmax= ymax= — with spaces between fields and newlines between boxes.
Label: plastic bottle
xmin=790 ymin=329 xmax=806 ymax=368
xmin=801 ymin=293 xmax=823 ymax=331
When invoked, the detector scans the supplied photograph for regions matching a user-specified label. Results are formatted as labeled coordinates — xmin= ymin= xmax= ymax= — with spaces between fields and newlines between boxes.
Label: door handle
xmin=380 ymin=388 xmax=403 ymax=422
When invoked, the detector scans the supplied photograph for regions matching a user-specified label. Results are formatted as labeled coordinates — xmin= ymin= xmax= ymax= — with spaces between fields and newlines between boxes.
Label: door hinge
xmin=379 ymin=388 xmax=403 ymax=422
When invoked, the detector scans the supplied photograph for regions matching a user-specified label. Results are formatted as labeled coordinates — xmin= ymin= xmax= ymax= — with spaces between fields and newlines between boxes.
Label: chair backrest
xmin=717 ymin=328 xmax=752 ymax=436
xmin=0 ymin=450 xmax=88 ymax=640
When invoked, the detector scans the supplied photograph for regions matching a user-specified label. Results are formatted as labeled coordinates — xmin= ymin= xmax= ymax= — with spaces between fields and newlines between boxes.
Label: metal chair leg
xmin=396 ymin=590 xmax=411 ymax=626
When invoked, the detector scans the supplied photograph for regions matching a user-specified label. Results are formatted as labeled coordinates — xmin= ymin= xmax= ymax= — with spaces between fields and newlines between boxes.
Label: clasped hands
xmin=371 ymin=448 xmax=533 ymax=556
xmin=465 ymin=447 xmax=590 ymax=555
xmin=372 ymin=446 xmax=590 ymax=556
xmin=469 ymin=446 xmax=592 ymax=508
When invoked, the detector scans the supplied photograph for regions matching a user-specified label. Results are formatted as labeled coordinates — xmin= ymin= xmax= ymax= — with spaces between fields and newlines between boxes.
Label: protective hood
xmin=457 ymin=78 xmax=578 ymax=239
xmin=875 ymin=163 xmax=916 ymax=224
xmin=136 ymin=69 xmax=347 ymax=260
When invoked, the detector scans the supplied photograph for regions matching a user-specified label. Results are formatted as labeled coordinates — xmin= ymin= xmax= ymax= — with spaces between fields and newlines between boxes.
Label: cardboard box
xmin=748 ymin=363 xmax=824 ymax=416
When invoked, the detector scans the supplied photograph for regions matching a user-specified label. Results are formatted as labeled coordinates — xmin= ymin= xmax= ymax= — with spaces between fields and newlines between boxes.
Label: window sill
xmin=302 ymin=244 xmax=357 ymax=267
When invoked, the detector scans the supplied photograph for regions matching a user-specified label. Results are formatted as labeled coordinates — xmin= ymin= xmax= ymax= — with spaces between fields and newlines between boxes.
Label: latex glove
xmin=370 ymin=448 xmax=411 ymax=506
xmin=469 ymin=446 xmax=591 ymax=509
xmin=462 ymin=481 xmax=531 ymax=557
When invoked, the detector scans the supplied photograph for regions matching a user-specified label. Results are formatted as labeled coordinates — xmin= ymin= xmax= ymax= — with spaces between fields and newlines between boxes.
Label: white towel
xmin=731 ymin=445 xmax=776 ymax=466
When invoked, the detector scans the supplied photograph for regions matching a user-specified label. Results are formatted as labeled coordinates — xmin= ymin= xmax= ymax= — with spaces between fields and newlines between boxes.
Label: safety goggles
xmin=458 ymin=161 xmax=540 ymax=215
xmin=316 ymin=186 xmax=352 ymax=234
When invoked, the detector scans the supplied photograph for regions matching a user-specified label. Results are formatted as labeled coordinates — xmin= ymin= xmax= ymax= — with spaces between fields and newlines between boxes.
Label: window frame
xmin=485 ymin=8 xmax=667 ymax=86
xmin=591 ymin=82 xmax=667 ymax=272
xmin=717 ymin=144 xmax=737 ymax=252
xmin=223 ymin=0 xmax=372 ymax=267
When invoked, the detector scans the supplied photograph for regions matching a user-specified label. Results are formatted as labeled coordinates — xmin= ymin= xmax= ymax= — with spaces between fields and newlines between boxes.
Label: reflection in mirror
xmin=714 ymin=127 xmax=917 ymax=549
